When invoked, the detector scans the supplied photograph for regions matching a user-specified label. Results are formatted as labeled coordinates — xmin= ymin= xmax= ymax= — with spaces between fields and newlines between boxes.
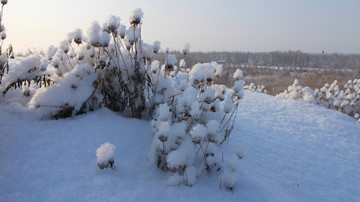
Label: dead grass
xmin=218 ymin=68 xmax=360 ymax=96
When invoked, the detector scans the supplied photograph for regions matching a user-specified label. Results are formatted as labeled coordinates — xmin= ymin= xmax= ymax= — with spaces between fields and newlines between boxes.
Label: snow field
xmin=1 ymin=91 xmax=360 ymax=201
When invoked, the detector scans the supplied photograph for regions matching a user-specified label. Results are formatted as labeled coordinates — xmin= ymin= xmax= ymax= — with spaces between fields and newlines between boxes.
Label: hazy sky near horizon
xmin=3 ymin=0 xmax=360 ymax=54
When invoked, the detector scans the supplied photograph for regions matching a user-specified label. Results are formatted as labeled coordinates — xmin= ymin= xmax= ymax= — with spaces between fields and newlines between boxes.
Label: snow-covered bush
xmin=0 ymin=0 xmax=9 ymax=84
xmin=0 ymin=56 xmax=50 ymax=105
xmin=96 ymin=142 xmax=116 ymax=170
xmin=2 ymin=9 xmax=155 ymax=118
xmin=277 ymin=79 xmax=360 ymax=122
xmin=0 ymin=8 xmax=245 ymax=188
xmin=276 ymin=79 xmax=314 ymax=102
xmin=149 ymin=63 xmax=244 ymax=188
xmin=244 ymin=82 xmax=267 ymax=94
xmin=314 ymin=79 xmax=360 ymax=120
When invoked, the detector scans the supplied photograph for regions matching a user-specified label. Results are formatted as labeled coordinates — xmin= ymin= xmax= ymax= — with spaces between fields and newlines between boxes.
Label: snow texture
xmin=1 ymin=92 xmax=360 ymax=201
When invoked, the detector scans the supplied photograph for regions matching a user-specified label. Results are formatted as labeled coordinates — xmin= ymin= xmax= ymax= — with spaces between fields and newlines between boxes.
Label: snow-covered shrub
xmin=0 ymin=1 xmax=9 ymax=84
xmin=314 ymin=79 xmax=360 ymax=120
xmin=276 ymin=79 xmax=314 ymax=102
xmin=96 ymin=142 xmax=116 ymax=170
xmin=244 ymin=82 xmax=267 ymax=94
xmin=0 ymin=56 xmax=51 ymax=105
xmin=277 ymin=79 xmax=360 ymax=122
xmin=0 ymin=8 xmax=245 ymax=188
xmin=149 ymin=63 xmax=244 ymax=188
xmin=2 ymin=9 xmax=157 ymax=119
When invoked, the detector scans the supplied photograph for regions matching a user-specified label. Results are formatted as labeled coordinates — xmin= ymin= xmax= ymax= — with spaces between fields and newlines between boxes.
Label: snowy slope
xmin=1 ymin=92 xmax=360 ymax=202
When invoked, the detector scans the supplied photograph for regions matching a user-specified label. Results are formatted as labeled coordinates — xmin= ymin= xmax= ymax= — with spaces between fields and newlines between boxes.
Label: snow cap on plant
xmin=106 ymin=15 xmax=121 ymax=34
xmin=119 ymin=25 xmax=126 ymax=39
xmin=151 ymin=60 xmax=160 ymax=74
xmin=60 ymin=40 xmax=70 ymax=54
xmin=166 ymin=54 xmax=177 ymax=71
xmin=100 ymin=31 xmax=111 ymax=47
xmin=96 ymin=142 xmax=116 ymax=169
xmin=191 ymin=124 xmax=207 ymax=144
xmin=157 ymin=103 xmax=171 ymax=121
xmin=189 ymin=63 xmax=216 ymax=86
xmin=157 ymin=121 xmax=171 ymax=142
xmin=69 ymin=29 xmax=83 ymax=45
xmin=233 ymin=69 xmax=243 ymax=80
xmin=0 ymin=24 xmax=5 ymax=32
xmin=153 ymin=40 xmax=161 ymax=53
xmin=1 ymin=31 xmax=6 ymax=40
xmin=130 ymin=8 xmax=144 ymax=26
xmin=126 ymin=26 xmax=140 ymax=43
xmin=214 ymin=62 xmax=223 ymax=77
xmin=207 ymin=120 xmax=220 ymax=136
xmin=179 ymin=59 xmax=186 ymax=70
xmin=96 ymin=142 xmax=116 ymax=163
xmin=233 ymin=80 xmax=245 ymax=98
xmin=142 ymin=43 xmax=154 ymax=60
xmin=182 ymin=43 xmax=191 ymax=55
xmin=88 ymin=21 xmax=102 ymax=47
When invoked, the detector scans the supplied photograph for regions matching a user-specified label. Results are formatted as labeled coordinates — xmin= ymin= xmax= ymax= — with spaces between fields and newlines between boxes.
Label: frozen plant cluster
xmin=276 ymin=79 xmax=314 ymax=102
xmin=314 ymin=79 xmax=360 ymax=122
xmin=150 ymin=62 xmax=244 ymax=189
xmin=0 ymin=0 xmax=10 ymax=84
xmin=0 ymin=8 xmax=245 ymax=188
xmin=1 ymin=8 xmax=159 ymax=118
xmin=96 ymin=142 xmax=116 ymax=170
xmin=276 ymin=79 xmax=360 ymax=122
xmin=244 ymin=82 xmax=267 ymax=94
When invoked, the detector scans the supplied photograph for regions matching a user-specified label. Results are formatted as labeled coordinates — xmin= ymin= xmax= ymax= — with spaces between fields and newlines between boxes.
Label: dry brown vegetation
xmin=219 ymin=68 xmax=360 ymax=96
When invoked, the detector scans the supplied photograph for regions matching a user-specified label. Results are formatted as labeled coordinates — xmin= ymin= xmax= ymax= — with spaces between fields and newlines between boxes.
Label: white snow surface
xmin=1 ymin=92 xmax=360 ymax=201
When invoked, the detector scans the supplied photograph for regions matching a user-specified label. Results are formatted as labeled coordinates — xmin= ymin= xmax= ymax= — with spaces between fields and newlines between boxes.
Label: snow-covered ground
xmin=1 ymin=92 xmax=359 ymax=201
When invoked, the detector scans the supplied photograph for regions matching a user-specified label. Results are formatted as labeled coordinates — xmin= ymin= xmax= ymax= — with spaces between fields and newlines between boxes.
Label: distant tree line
xmin=155 ymin=50 xmax=360 ymax=71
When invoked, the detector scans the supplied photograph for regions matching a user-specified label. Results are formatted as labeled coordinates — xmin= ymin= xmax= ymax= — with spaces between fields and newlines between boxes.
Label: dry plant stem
xmin=219 ymin=106 xmax=239 ymax=144
xmin=65 ymin=53 xmax=74 ymax=70
xmin=113 ymin=36 xmax=132 ymax=83
xmin=70 ymin=45 xmax=80 ymax=65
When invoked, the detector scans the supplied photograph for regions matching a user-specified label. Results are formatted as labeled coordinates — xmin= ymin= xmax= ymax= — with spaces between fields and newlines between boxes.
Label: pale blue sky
xmin=3 ymin=0 xmax=360 ymax=54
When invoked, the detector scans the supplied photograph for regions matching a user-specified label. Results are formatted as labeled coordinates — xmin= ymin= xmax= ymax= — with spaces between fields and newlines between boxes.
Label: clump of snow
xmin=191 ymin=124 xmax=207 ymax=143
xmin=153 ymin=41 xmax=161 ymax=53
xmin=189 ymin=63 xmax=216 ymax=86
xmin=29 ymin=64 xmax=97 ymax=119
xmin=165 ymin=55 xmax=177 ymax=69
xmin=96 ymin=142 xmax=116 ymax=170
xmin=166 ymin=139 xmax=195 ymax=170
xmin=207 ymin=120 xmax=220 ymax=136
xmin=59 ymin=40 xmax=70 ymax=54
xmin=96 ymin=142 xmax=116 ymax=164
xmin=184 ymin=166 xmax=197 ymax=186
xmin=87 ymin=21 xmax=102 ymax=47
xmin=156 ymin=103 xmax=171 ymax=121
xmin=244 ymin=82 xmax=267 ymax=94
xmin=119 ymin=25 xmax=126 ymax=38
xmin=129 ymin=8 xmax=144 ymax=25
xmin=276 ymin=79 xmax=314 ymax=102
xmin=181 ymin=43 xmax=190 ymax=55
xmin=126 ymin=26 xmax=140 ymax=42
xmin=233 ymin=69 xmax=243 ymax=80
